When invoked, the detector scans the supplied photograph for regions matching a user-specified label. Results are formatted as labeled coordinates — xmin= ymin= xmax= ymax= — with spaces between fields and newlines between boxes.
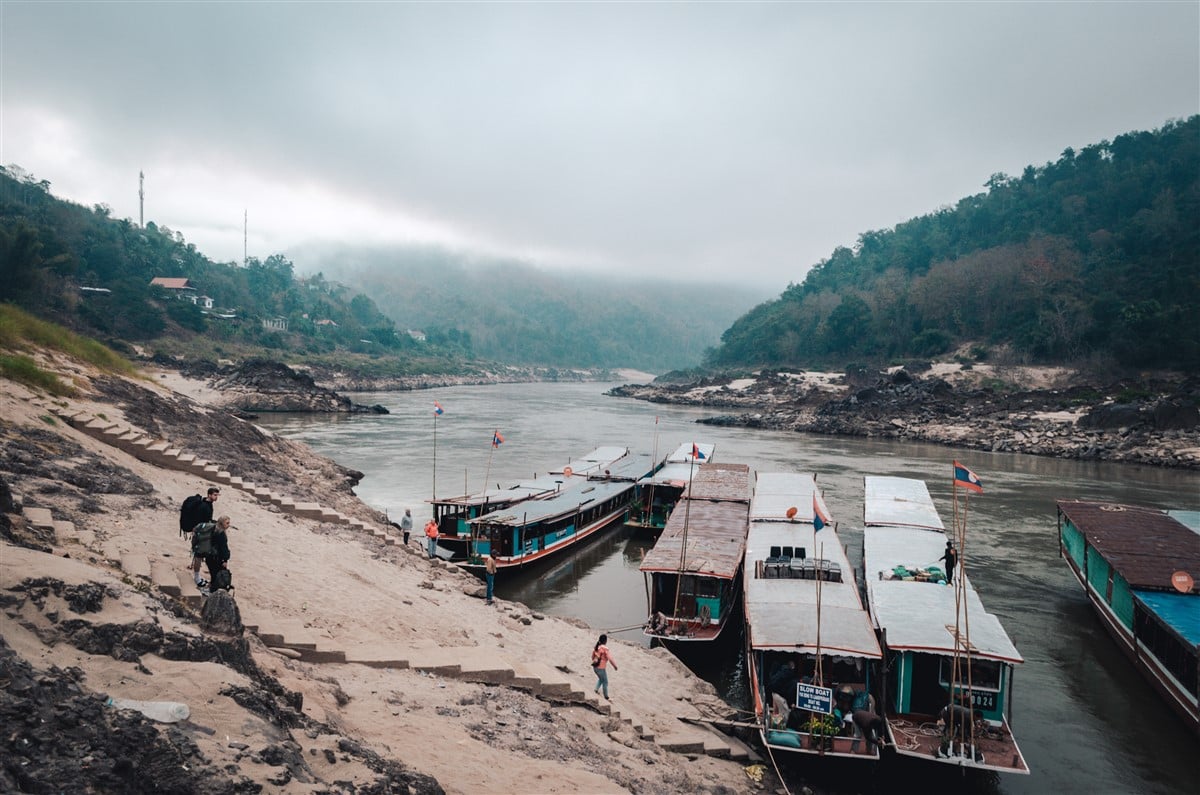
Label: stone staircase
xmin=16 ymin=398 xmax=755 ymax=763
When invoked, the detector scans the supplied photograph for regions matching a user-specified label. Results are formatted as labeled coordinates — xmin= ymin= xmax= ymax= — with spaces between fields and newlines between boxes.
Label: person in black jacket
xmin=939 ymin=541 xmax=958 ymax=585
xmin=187 ymin=487 xmax=220 ymax=587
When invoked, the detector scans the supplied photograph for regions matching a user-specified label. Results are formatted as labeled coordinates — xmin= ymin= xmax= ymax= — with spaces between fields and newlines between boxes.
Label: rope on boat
xmin=604 ymin=623 xmax=647 ymax=634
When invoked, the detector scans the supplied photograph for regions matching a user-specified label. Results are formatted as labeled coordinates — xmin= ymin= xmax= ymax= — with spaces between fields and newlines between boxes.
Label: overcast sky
xmin=2 ymin=2 xmax=1196 ymax=289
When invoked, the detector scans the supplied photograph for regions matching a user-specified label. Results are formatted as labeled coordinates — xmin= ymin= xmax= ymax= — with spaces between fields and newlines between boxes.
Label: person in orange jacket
xmin=424 ymin=518 xmax=439 ymax=559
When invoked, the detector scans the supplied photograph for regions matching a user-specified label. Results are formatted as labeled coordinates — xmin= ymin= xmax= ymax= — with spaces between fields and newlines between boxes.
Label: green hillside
xmin=709 ymin=116 xmax=1199 ymax=371
xmin=0 ymin=166 xmax=760 ymax=373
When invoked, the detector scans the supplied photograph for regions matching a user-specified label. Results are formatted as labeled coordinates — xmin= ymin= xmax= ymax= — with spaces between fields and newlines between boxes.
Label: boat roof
xmin=666 ymin=442 xmax=715 ymax=464
xmin=552 ymin=446 xmax=631 ymax=475
xmin=1057 ymin=501 xmax=1200 ymax=593
xmin=864 ymin=525 xmax=1023 ymax=663
xmin=683 ymin=462 xmax=752 ymax=502
xmin=1134 ymin=590 xmax=1200 ymax=646
xmin=470 ymin=478 xmax=635 ymax=527
xmin=430 ymin=446 xmax=627 ymax=507
xmin=590 ymin=452 xmax=656 ymax=482
xmin=743 ymin=473 xmax=881 ymax=659
xmin=864 ymin=476 xmax=945 ymax=531
xmin=638 ymin=461 xmax=695 ymax=487
xmin=1168 ymin=510 xmax=1200 ymax=533
xmin=431 ymin=474 xmax=574 ymax=507
xmin=639 ymin=499 xmax=750 ymax=579
xmin=750 ymin=472 xmax=817 ymax=522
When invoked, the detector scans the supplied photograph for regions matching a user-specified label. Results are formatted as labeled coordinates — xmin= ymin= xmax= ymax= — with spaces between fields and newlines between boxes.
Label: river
xmin=254 ymin=381 xmax=1197 ymax=795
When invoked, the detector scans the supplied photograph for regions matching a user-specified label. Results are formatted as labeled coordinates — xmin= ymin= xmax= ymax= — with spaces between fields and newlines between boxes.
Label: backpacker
xmin=180 ymin=494 xmax=205 ymax=537
xmin=191 ymin=522 xmax=216 ymax=557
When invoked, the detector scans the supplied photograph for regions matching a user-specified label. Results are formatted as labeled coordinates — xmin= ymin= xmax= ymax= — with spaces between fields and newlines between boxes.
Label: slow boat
xmin=428 ymin=446 xmax=630 ymax=562
xmin=640 ymin=462 xmax=750 ymax=644
xmin=463 ymin=450 xmax=655 ymax=571
xmin=1057 ymin=500 xmax=1200 ymax=737
xmin=862 ymin=476 xmax=1029 ymax=774
xmin=744 ymin=472 xmax=884 ymax=761
xmin=627 ymin=442 xmax=715 ymax=531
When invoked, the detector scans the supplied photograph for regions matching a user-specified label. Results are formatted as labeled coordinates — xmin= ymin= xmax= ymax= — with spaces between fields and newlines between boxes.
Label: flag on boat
xmin=492 ymin=430 xmax=505 ymax=447
xmin=691 ymin=443 xmax=707 ymax=461
xmin=433 ymin=401 xmax=443 ymax=416
xmin=952 ymin=460 xmax=983 ymax=493
xmin=813 ymin=491 xmax=832 ymax=531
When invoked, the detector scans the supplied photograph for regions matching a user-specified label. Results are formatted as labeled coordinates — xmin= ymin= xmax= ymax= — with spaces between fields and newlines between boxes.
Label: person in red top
xmin=591 ymin=634 xmax=618 ymax=700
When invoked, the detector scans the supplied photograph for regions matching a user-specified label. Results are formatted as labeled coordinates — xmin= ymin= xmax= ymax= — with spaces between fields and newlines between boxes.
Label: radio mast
xmin=244 ymin=210 xmax=248 ymax=265
xmin=138 ymin=171 xmax=144 ymax=227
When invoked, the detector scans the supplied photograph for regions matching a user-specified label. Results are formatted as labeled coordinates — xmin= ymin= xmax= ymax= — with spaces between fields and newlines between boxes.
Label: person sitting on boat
xmin=648 ymin=611 xmax=669 ymax=635
xmin=767 ymin=658 xmax=798 ymax=702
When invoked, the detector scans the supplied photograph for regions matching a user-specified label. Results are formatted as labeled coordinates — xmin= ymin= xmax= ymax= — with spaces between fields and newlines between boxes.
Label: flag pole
xmin=670 ymin=445 xmax=697 ymax=630
xmin=482 ymin=430 xmax=497 ymax=495
xmin=432 ymin=410 xmax=438 ymax=501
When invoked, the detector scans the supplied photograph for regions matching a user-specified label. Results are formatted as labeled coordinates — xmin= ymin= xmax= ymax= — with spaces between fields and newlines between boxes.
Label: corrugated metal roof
xmin=666 ymin=442 xmax=716 ymax=463
xmin=589 ymin=452 xmax=655 ymax=482
xmin=470 ymin=478 xmax=634 ymax=527
xmin=639 ymin=499 xmax=750 ymax=578
xmin=864 ymin=476 xmax=945 ymax=530
xmin=1057 ymin=500 xmax=1200 ymax=593
xmin=638 ymin=461 xmax=695 ymax=486
xmin=552 ymin=446 xmax=629 ymax=475
xmin=682 ymin=462 xmax=752 ymax=503
xmin=744 ymin=474 xmax=880 ymax=658
xmin=864 ymin=524 xmax=1023 ymax=663
xmin=751 ymin=472 xmax=816 ymax=521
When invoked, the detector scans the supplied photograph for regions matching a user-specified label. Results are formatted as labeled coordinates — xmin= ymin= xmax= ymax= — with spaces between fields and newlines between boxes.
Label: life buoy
xmin=698 ymin=604 xmax=712 ymax=626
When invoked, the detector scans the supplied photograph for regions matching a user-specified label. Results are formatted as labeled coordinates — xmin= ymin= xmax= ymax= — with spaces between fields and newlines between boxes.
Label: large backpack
xmin=180 ymin=494 xmax=205 ymax=537
xmin=191 ymin=522 xmax=216 ymax=557
xmin=211 ymin=567 xmax=233 ymax=592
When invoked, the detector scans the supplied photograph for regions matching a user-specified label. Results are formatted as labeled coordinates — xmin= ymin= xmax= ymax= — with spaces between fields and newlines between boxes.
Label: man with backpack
xmin=191 ymin=515 xmax=233 ymax=593
xmin=181 ymin=487 xmax=220 ymax=588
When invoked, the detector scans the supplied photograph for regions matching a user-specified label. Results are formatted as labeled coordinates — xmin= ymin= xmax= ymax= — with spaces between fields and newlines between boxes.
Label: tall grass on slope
xmin=0 ymin=304 xmax=137 ymax=395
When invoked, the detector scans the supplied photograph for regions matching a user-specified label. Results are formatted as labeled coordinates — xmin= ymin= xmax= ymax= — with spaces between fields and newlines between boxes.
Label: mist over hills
xmin=292 ymin=244 xmax=769 ymax=373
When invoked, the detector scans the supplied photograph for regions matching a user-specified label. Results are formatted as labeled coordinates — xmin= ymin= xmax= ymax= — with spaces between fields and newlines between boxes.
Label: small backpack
xmin=211 ymin=568 xmax=233 ymax=592
xmin=591 ymin=647 xmax=603 ymax=667
xmin=191 ymin=522 xmax=216 ymax=557
xmin=179 ymin=494 xmax=205 ymax=537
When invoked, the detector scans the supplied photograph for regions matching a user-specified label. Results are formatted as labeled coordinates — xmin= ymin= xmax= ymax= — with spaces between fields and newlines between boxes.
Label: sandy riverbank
xmin=0 ymin=357 xmax=764 ymax=794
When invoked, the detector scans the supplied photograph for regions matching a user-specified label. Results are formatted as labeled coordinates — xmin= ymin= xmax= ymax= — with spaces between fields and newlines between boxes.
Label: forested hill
xmin=0 ymin=165 xmax=762 ymax=373
xmin=293 ymin=245 xmax=766 ymax=372
xmin=709 ymin=116 xmax=1199 ymax=371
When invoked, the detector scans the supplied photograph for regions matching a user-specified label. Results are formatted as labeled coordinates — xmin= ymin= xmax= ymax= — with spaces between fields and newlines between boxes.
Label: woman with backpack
xmin=191 ymin=515 xmax=233 ymax=593
xmin=591 ymin=634 xmax=618 ymax=700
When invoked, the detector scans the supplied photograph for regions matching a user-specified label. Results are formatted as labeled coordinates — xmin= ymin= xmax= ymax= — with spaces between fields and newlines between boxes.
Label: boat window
xmin=937 ymin=657 xmax=1002 ymax=691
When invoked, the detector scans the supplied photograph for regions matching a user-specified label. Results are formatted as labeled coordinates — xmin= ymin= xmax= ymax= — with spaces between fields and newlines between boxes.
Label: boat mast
xmin=949 ymin=466 xmax=979 ymax=757
xmin=670 ymin=447 xmax=698 ymax=625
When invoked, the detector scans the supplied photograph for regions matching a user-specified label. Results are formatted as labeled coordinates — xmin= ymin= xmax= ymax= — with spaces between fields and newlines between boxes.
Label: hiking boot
xmin=195 ymin=579 xmax=209 ymax=589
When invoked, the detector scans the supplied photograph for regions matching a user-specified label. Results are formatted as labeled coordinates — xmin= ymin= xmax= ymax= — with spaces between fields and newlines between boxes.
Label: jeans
xmin=427 ymin=537 xmax=437 ymax=558
xmin=593 ymin=666 xmax=609 ymax=698
xmin=485 ymin=572 xmax=495 ymax=602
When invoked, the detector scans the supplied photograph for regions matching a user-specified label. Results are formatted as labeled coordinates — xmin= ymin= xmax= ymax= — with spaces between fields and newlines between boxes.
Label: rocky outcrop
xmin=209 ymin=359 xmax=389 ymax=414
xmin=619 ymin=370 xmax=1200 ymax=469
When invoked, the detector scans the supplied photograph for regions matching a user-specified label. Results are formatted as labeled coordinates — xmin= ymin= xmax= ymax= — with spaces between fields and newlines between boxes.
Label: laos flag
xmin=433 ymin=401 xmax=443 ymax=416
xmin=492 ymin=431 xmax=505 ymax=447
xmin=813 ymin=492 xmax=832 ymax=532
xmin=692 ymin=443 xmax=707 ymax=461
xmin=953 ymin=460 xmax=983 ymax=493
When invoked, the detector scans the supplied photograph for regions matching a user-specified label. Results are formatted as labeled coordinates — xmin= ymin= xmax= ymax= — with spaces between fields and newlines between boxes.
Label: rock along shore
xmin=608 ymin=365 xmax=1200 ymax=470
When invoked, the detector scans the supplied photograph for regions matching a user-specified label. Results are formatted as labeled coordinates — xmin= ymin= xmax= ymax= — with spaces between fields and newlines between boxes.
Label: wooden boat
xmin=1057 ymin=500 xmax=1200 ymax=737
xmin=744 ymin=472 xmax=884 ymax=761
xmin=464 ymin=450 xmax=655 ymax=570
xmin=640 ymin=462 xmax=750 ymax=644
xmin=863 ymin=476 xmax=1029 ymax=774
xmin=428 ymin=446 xmax=630 ymax=561
xmin=627 ymin=442 xmax=715 ymax=531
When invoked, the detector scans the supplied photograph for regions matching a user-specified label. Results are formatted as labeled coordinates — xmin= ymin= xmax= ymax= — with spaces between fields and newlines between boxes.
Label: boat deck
xmin=886 ymin=712 xmax=1029 ymax=774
